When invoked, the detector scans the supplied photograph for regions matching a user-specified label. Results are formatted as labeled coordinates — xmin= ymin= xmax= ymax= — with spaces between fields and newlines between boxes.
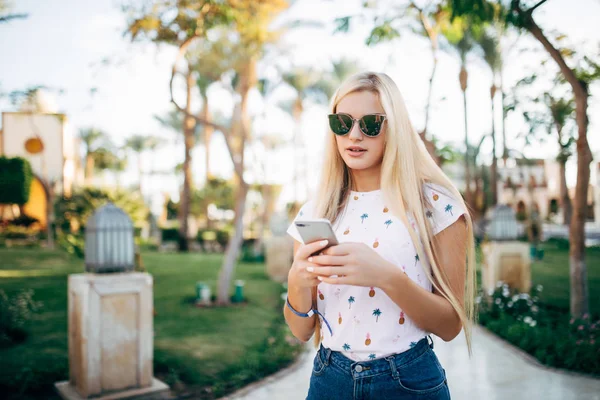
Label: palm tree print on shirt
xmin=348 ymin=296 xmax=355 ymax=309
xmin=361 ymin=213 xmax=369 ymax=223
xmin=343 ymin=343 xmax=351 ymax=351
xmin=414 ymin=253 xmax=419 ymax=267
xmin=426 ymin=210 xmax=433 ymax=218
xmin=369 ymin=354 xmax=376 ymax=360
xmin=384 ymin=219 xmax=392 ymax=229
xmin=410 ymin=341 xmax=418 ymax=348
xmin=372 ymin=308 xmax=382 ymax=322
xmin=445 ymin=204 xmax=453 ymax=216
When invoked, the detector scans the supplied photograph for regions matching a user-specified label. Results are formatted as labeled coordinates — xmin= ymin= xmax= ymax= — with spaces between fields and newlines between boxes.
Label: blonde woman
xmin=284 ymin=72 xmax=476 ymax=399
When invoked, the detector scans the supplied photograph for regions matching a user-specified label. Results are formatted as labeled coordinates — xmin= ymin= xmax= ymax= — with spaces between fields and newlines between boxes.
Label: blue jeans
xmin=307 ymin=336 xmax=451 ymax=400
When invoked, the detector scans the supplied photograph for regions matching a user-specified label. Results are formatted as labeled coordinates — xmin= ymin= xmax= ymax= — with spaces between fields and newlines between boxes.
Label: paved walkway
xmin=221 ymin=325 xmax=600 ymax=400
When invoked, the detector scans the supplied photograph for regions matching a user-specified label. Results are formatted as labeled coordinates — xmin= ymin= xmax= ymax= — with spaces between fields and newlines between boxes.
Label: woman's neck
xmin=350 ymin=168 xmax=381 ymax=192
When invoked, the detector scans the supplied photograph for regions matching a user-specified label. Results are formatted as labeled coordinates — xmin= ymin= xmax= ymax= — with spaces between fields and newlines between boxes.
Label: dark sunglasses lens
xmin=360 ymin=114 xmax=385 ymax=137
xmin=328 ymin=114 xmax=353 ymax=135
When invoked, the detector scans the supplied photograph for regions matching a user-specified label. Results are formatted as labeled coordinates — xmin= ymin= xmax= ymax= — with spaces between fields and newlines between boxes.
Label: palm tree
xmin=476 ymin=28 xmax=502 ymax=206
xmin=286 ymin=60 xmax=359 ymax=201
xmin=343 ymin=343 xmax=351 ymax=351
xmin=372 ymin=308 xmax=382 ymax=322
xmin=124 ymin=134 xmax=160 ymax=194
xmin=406 ymin=1 xmax=454 ymax=164
xmin=348 ymin=296 xmax=355 ymax=309
xmin=78 ymin=127 xmax=105 ymax=185
xmin=0 ymin=1 xmax=27 ymax=24
xmin=361 ymin=213 xmax=369 ymax=223
xmin=445 ymin=204 xmax=454 ymax=216
xmin=441 ymin=15 xmax=480 ymax=209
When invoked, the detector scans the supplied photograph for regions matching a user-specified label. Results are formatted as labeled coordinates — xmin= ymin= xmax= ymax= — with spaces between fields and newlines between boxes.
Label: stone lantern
xmin=55 ymin=203 xmax=169 ymax=400
xmin=85 ymin=203 xmax=135 ymax=273
xmin=481 ymin=205 xmax=531 ymax=294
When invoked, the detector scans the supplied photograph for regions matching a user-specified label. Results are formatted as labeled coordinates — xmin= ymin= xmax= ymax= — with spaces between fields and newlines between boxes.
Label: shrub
xmin=9 ymin=214 xmax=39 ymax=228
xmin=477 ymin=282 xmax=599 ymax=376
xmin=0 ymin=289 xmax=42 ymax=348
xmin=161 ymin=228 xmax=179 ymax=242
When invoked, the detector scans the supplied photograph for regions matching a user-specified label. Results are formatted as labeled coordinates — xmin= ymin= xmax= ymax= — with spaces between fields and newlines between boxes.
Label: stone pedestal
xmin=54 ymin=273 xmax=169 ymax=399
xmin=265 ymin=236 xmax=293 ymax=283
xmin=481 ymin=241 xmax=531 ymax=293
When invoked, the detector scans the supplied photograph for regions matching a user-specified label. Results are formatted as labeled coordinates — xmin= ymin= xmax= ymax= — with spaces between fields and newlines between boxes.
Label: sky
xmin=1 ymin=0 xmax=599 ymax=215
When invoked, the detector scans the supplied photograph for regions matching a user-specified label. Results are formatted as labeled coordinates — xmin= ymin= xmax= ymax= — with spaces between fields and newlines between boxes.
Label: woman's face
xmin=334 ymin=91 xmax=387 ymax=173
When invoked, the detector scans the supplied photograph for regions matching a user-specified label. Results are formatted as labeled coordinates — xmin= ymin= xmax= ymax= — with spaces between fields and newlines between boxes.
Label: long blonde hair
xmin=312 ymin=71 xmax=477 ymax=357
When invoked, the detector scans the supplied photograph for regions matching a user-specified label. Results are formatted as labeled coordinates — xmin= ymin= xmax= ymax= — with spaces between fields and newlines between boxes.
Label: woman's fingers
xmin=308 ymin=254 xmax=347 ymax=266
xmin=306 ymin=265 xmax=348 ymax=277
xmin=298 ymin=239 xmax=330 ymax=261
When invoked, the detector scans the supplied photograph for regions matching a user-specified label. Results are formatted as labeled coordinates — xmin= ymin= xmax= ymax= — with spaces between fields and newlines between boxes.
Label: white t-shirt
xmin=286 ymin=182 xmax=466 ymax=361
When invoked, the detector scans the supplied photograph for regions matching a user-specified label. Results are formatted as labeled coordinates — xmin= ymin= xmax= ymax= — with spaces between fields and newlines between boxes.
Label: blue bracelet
xmin=286 ymin=297 xmax=333 ymax=336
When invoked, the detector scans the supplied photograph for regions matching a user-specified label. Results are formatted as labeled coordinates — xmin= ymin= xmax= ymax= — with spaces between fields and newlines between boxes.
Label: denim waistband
xmin=318 ymin=335 xmax=434 ymax=378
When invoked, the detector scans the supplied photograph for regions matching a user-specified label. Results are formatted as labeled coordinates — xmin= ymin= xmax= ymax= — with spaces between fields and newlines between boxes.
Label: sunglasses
xmin=328 ymin=113 xmax=386 ymax=137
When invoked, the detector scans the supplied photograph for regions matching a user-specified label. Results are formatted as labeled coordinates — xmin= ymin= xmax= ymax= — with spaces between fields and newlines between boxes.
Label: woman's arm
xmin=380 ymin=217 xmax=467 ymax=342
xmin=284 ymin=240 xmax=318 ymax=342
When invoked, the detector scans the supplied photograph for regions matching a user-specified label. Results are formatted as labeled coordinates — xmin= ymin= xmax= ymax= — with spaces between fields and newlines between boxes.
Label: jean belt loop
xmin=427 ymin=334 xmax=434 ymax=349
xmin=324 ymin=346 xmax=332 ymax=366
xmin=385 ymin=356 xmax=400 ymax=380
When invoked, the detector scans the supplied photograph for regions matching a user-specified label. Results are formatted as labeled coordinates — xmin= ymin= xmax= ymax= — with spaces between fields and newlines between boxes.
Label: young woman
xmin=284 ymin=72 xmax=476 ymax=399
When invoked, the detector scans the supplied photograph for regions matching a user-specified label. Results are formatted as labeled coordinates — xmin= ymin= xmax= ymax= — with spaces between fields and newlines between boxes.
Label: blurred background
xmin=0 ymin=0 xmax=599 ymax=399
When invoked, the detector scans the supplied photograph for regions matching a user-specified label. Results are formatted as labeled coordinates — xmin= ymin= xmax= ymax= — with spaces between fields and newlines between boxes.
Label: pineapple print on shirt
xmin=285 ymin=182 xmax=466 ymax=362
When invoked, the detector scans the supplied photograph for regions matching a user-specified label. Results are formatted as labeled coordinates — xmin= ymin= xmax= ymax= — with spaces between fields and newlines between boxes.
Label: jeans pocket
xmin=395 ymin=349 xmax=447 ymax=395
xmin=312 ymin=349 xmax=327 ymax=376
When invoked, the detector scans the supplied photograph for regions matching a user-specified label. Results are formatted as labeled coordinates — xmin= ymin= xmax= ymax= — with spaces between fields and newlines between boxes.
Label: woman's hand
xmin=306 ymin=242 xmax=396 ymax=288
xmin=288 ymin=239 xmax=332 ymax=289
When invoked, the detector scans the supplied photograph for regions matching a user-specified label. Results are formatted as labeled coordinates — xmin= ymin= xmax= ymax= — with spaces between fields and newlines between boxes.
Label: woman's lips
xmin=346 ymin=148 xmax=367 ymax=157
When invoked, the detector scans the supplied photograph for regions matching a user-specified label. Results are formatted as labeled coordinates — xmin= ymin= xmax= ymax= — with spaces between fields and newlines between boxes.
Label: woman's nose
xmin=348 ymin=121 xmax=363 ymax=140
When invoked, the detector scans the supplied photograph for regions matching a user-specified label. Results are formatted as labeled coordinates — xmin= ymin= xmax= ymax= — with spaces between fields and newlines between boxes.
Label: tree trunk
xmin=200 ymin=96 xmax=214 ymax=230
xmin=178 ymin=68 xmax=196 ymax=252
xmin=292 ymin=96 xmax=302 ymax=204
xmin=490 ymin=85 xmax=498 ymax=206
xmin=85 ymin=154 xmax=94 ymax=185
xmin=138 ymin=153 xmax=143 ymax=194
xmin=569 ymin=94 xmax=592 ymax=318
xmin=523 ymin=12 xmax=591 ymax=318
xmin=217 ymin=58 xmax=256 ymax=304
xmin=460 ymin=66 xmax=472 ymax=209
xmin=500 ymin=68 xmax=508 ymax=167
xmin=217 ymin=181 xmax=248 ymax=303
xmin=418 ymin=7 xmax=441 ymax=166
xmin=559 ymin=160 xmax=572 ymax=226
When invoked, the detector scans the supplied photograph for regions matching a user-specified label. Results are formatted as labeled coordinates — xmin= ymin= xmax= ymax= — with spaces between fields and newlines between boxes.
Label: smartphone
xmin=294 ymin=218 xmax=339 ymax=249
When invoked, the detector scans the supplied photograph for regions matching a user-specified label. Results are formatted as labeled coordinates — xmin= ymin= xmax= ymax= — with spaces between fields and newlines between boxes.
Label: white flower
xmin=475 ymin=296 xmax=481 ymax=304
xmin=530 ymin=321 xmax=537 ymax=327
xmin=507 ymin=302 xmax=513 ymax=307
xmin=495 ymin=298 xmax=501 ymax=305
xmin=512 ymin=295 xmax=519 ymax=302
xmin=487 ymin=288 xmax=494 ymax=296
xmin=524 ymin=316 xmax=533 ymax=324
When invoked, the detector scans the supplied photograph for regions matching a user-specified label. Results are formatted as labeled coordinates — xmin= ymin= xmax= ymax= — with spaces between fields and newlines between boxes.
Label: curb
xmin=218 ymin=341 xmax=315 ymax=400
xmin=476 ymin=324 xmax=600 ymax=381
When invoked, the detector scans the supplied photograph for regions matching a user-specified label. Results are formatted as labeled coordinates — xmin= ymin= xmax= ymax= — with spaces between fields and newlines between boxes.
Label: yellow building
xmin=1 ymin=110 xmax=83 ymax=228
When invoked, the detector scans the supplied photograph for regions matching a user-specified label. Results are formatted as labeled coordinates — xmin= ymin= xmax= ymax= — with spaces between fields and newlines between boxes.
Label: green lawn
xmin=529 ymin=241 xmax=600 ymax=316
xmin=0 ymin=249 xmax=303 ymax=400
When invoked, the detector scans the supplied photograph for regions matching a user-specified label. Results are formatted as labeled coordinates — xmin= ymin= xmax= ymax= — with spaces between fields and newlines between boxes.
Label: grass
xmin=0 ymin=248 xmax=303 ymax=400
xmin=529 ymin=242 xmax=600 ymax=316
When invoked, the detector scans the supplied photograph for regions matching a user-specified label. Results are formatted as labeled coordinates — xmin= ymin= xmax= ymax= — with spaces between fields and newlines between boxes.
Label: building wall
xmin=23 ymin=177 xmax=48 ymax=228
xmin=2 ymin=112 xmax=66 ymax=190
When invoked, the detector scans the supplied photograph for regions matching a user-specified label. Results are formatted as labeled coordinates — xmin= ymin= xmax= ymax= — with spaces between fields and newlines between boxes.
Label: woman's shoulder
xmin=421 ymin=181 xmax=467 ymax=234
